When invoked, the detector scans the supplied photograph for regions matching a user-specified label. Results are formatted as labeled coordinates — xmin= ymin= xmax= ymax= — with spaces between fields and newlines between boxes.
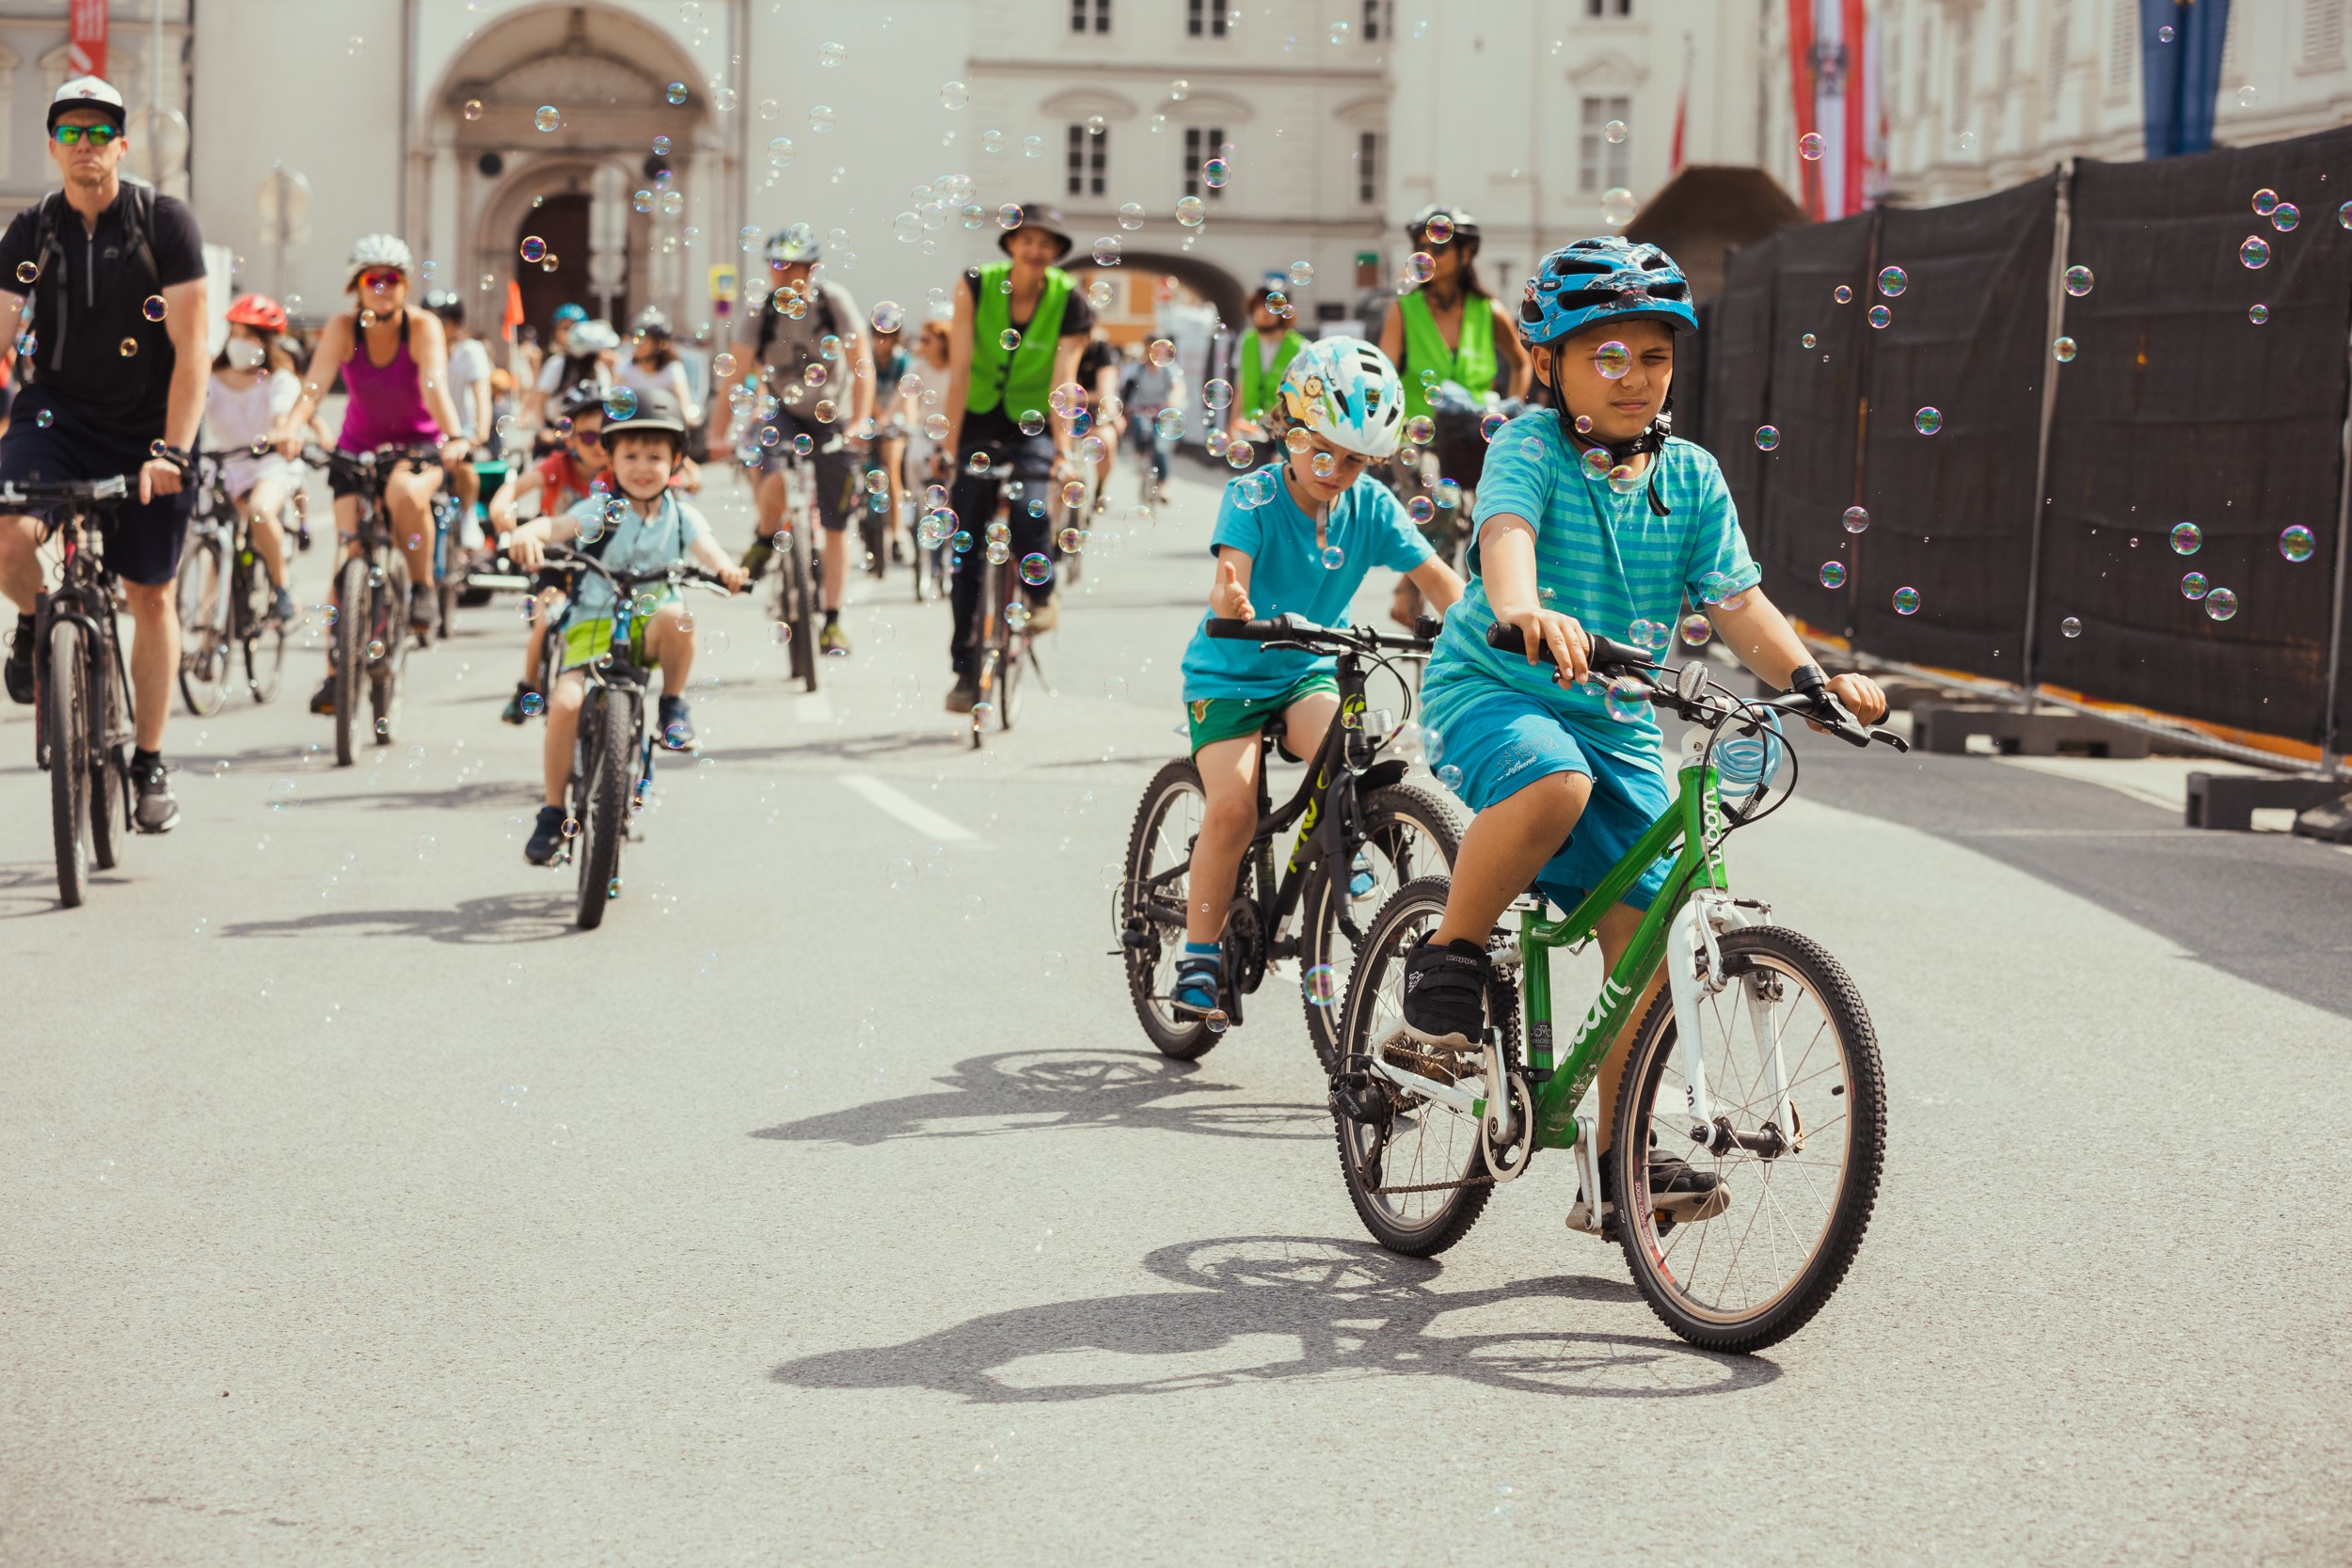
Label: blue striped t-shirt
xmin=1422 ymin=409 xmax=1761 ymax=760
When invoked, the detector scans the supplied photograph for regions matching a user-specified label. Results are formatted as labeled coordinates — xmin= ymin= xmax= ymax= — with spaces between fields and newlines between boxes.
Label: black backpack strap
xmin=31 ymin=192 xmax=67 ymax=371
xmin=124 ymin=182 xmax=159 ymax=296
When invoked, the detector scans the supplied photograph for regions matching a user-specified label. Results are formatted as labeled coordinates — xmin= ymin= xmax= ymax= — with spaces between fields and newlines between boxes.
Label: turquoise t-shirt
xmin=1181 ymin=469 xmax=1435 ymax=702
xmin=1422 ymin=410 xmax=1760 ymax=759
xmin=562 ymin=491 xmax=714 ymax=619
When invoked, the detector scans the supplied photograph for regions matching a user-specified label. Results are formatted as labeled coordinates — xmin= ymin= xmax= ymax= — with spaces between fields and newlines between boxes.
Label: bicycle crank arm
xmin=1365 ymin=1034 xmax=1483 ymax=1119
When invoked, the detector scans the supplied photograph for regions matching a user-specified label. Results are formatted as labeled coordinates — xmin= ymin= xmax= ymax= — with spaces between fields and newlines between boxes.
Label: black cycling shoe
xmin=1386 ymin=939 xmax=1490 ymax=1084
xmin=309 ymin=675 xmax=337 ymax=716
xmin=130 ymin=755 xmax=180 ymax=834
xmin=523 ymin=805 xmax=567 ymax=866
xmin=657 ymin=694 xmax=695 ymax=751
xmin=500 ymin=681 xmax=540 ymax=726
xmin=4 ymin=616 xmax=35 ymax=705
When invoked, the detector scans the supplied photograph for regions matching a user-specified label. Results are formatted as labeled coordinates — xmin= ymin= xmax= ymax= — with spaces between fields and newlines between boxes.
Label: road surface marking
xmin=840 ymin=774 xmax=976 ymax=841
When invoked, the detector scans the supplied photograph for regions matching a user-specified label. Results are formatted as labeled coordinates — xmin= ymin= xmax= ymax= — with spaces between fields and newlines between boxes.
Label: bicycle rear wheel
xmin=90 ymin=630 xmax=127 ymax=872
xmin=1330 ymin=876 xmax=1507 ymax=1256
xmin=1611 ymin=926 xmax=1886 ymax=1354
xmin=371 ymin=552 xmax=410 ymax=746
xmin=1297 ymin=782 xmax=1461 ymax=1074
xmin=783 ymin=521 xmax=818 ymax=693
xmin=332 ymin=555 xmax=369 ymax=767
xmin=1118 ymin=758 xmax=1217 ymax=1059
xmin=45 ymin=620 xmax=91 ymax=907
xmin=243 ymin=559 xmax=287 ymax=705
xmin=574 ymin=689 xmax=631 ymax=929
xmin=176 ymin=531 xmax=230 ymax=716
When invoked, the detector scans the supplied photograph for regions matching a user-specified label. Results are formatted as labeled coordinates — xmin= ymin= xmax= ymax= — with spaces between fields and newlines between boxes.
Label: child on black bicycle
xmin=503 ymin=389 xmax=745 ymax=867
xmin=487 ymin=383 xmax=611 ymax=724
xmin=1171 ymin=339 xmax=1465 ymax=1017
xmin=1392 ymin=238 xmax=1888 ymax=1212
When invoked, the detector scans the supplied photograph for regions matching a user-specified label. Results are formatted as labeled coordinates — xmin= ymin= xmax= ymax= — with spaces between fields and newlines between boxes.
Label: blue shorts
xmin=1425 ymin=684 xmax=1677 ymax=912
xmin=0 ymin=387 xmax=193 ymax=586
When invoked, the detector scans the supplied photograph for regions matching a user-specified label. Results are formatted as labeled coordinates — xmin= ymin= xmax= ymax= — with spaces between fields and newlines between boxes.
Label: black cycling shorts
xmin=755 ymin=414 xmax=860 ymax=533
xmin=0 ymin=387 xmax=192 ymax=586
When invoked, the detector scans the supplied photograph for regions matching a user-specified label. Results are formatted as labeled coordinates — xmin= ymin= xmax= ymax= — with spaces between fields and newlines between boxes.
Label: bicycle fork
xmin=1663 ymin=889 xmax=1793 ymax=1157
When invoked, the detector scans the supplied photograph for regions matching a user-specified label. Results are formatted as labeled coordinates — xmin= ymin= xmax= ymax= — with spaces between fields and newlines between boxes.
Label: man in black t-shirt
xmin=0 ymin=77 xmax=211 ymax=834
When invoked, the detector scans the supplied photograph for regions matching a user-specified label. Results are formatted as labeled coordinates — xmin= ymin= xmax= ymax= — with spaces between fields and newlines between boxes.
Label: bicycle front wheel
xmin=176 ymin=531 xmax=230 ymax=717
xmin=1297 ymin=782 xmax=1461 ymax=1075
xmin=244 ymin=559 xmax=287 ymax=705
xmin=332 ymin=556 xmax=369 ymax=767
xmin=372 ymin=552 xmax=410 ymax=746
xmin=46 ymin=619 xmax=91 ymax=907
xmin=574 ymin=689 xmax=632 ymax=929
xmin=1611 ymin=926 xmax=1886 ymax=1354
xmin=1330 ymin=876 xmax=1506 ymax=1257
xmin=783 ymin=525 xmax=818 ymax=693
xmin=1119 ymin=758 xmax=1216 ymax=1058
xmin=89 ymin=632 xmax=127 ymax=872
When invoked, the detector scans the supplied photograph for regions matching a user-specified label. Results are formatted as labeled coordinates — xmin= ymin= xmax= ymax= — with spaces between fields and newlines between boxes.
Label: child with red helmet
xmin=202 ymin=293 xmax=304 ymax=625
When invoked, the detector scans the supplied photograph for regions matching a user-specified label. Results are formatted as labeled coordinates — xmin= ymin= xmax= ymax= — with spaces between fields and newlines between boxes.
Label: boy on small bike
xmin=1171 ymin=339 xmax=1465 ymax=1017
xmin=487 ymin=385 xmax=611 ymax=723
xmin=503 ymin=389 xmax=745 ymax=866
xmin=1394 ymin=238 xmax=1887 ymax=1219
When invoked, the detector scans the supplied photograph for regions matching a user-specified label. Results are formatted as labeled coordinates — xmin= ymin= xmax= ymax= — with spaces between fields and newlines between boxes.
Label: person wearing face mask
xmin=203 ymin=293 xmax=303 ymax=626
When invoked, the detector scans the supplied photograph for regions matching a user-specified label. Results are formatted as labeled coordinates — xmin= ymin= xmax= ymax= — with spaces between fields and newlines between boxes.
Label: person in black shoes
xmin=0 ymin=77 xmax=211 ymax=834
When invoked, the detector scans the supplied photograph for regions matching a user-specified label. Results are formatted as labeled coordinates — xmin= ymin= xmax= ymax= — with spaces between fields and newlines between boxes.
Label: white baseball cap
xmin=49 ymin=75 xmax=127 ymax=133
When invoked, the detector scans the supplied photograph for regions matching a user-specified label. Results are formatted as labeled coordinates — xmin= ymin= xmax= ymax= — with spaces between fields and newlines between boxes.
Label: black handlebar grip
xmin=1483 ymin=622 xmax=1654 ymax=672
xmin=1204 ymin=617 xmax=1279 ymax=641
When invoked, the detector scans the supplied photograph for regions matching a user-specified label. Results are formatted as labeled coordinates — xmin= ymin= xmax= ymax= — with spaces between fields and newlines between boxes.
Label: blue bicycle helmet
xmin=1518 ymin=237 xmax=1697 ymax=347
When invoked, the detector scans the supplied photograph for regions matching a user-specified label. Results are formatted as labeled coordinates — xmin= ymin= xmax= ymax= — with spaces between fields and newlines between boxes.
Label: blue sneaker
xmin=658 ymin=694 xmax=695 ymax=752
xmin=1170 ymin=945 xmax=1222 ymax=1016
xmin=1348 ymin=851 xmax=1376 ymax=900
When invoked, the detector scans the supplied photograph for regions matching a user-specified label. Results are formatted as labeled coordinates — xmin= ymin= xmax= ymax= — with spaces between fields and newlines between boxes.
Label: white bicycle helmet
xmin=567 ymin=319 xmax=621 ymax=354
xmin=345 ymin=233 xmax=413 ymax=288
xmin=1275 ymin=337 xmax=1406 ymax=460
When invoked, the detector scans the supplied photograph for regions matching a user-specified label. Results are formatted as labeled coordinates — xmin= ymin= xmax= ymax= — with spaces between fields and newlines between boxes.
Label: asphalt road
xmin=4 ymin=459 xmax=2348 ymax=1566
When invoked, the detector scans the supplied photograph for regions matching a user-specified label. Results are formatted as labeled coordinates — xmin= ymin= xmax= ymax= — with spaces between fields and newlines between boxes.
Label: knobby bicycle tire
xmin=244 ymin=554 xmax=287 ymax=705
xmin=785 ymin=523 xmax=818 ymax=693
xmin=1120 ymin=757 xmax=1217 ymax=1059
xmin=574 ymin=689 xmax=632 ymax=929
xmin=1296 ymin=782 xmax=1463 ymax=1075
xmin=176 ymin=532 xmax=230 ymax=717
xmin=89 ymin=627 xmax=127 ymax=873
xmin=46 ymin=619 xmax=90 ymax=908
xmin=332 ymin=555 xmax=369 ymax=767
xmin=373 ymin=551 xmax=410 ymax=746
xmin=1610 ymin=926 xmax=1886 ymax=1354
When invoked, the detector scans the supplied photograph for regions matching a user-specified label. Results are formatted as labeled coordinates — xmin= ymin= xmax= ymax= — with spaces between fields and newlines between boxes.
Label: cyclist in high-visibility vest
xmin=941 ymin=201 xmax=1094 ymax=712
xmin=1227 ymin=285 xmax=1309 ymax=446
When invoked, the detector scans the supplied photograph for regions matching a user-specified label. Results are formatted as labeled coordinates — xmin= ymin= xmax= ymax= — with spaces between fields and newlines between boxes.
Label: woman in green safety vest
xmin=1377 ymin=204 xmax=1531 ymax=625
xmin=1227 ymin=285 xmax=1310 ymax=445
xmin=942 ymin=200 xmax=1096 ymax=712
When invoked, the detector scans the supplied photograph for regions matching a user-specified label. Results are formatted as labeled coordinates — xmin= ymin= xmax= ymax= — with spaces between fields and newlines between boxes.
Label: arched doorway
xmin=423 ymin=3 xmax=715 ymax=341
xmin=1099 ymin=251 xmax=1247 ymax=331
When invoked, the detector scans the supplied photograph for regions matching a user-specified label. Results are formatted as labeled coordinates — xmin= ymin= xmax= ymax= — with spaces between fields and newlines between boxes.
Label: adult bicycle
xmin=308 ymin=443 xmax=439 ymax=766
xmin=8 ymin=476 xmax=135 ymax=908
xmin=537 ymin=545 xmax=737 ymax=930
xmin=1328 ymin=626 xmax=1906 ymax=1353
xmin=1116 ymin=612 xmax=1459 ymax=1070
xmin=764 ymin=439 xmax=831 ymax=693
xmin=176 ymin=450 xmax=300 ymax=715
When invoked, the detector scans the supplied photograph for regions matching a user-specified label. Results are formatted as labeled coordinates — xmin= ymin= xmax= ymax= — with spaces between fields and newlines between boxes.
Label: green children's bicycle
xmin=1330 ymin=626 xmax=1909 ymax=1353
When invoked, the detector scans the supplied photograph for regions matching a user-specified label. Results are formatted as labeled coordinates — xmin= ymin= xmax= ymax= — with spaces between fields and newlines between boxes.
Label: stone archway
xmin=1098 ymin=250 xmax=1247 ymax=331
xmin=421 ymin=3 xmax=716 ymax=339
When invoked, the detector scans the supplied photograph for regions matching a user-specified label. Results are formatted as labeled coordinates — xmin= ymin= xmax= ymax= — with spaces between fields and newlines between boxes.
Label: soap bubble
xmin=1834 ymin=285 xmax=1853 ymax=304
xmin=1481 ymin=412 xmax=1505 ymax=441
xmin=603 ymin=388 xmax=638 ymax=420
xmin=1311 ymin=451 xmax=1338 ymax=480
xmin=2341 ymin=201 xmax=2352 ymax=230
xmin=2204 ymin=587 xmax=2238 ymax=622
xmin=2053 ymin=336 xmax=2077 ymax=362
xmin=870 ymin=301 xmax=904 ymax=334
xmin=12 ymin=261 xmax=34 ymax=284
xmin=1148 ymin=338 xmax=1177 ymax=368
xmin=1020 ymin=552 xmax=1052 ymax=586
xmin=2181 ymin=571 xmax=2208 ymax=600
xmin=1404 ymin=415 xmax=1435 ymax=445
xmin=1842 ymin=505 xmax=1869 ymax=533
xmin=997 ymin=327 xmax=1022 ymax=352
xmin=1321 ymin=544 xmax=1345 ymax=570
xmin=1868 ymin=305 xmax=1891 ymax=329
xmin=519 ymin=236 xmax=548 ymax=262
xmin=1755 ymin=425 xmax=1781 ymax=451
xmin=119 ymin=337 xmax=137 ymax=356
xmin=1436 ymin=764 xmax=1464 ymax=790
xmin=2240 ymin=235 xmax=2271 ymax=269
xmin=1599 ymin=187 xmax=1636 ymax=227
xmin=1202 ymin=378 xmax=1233 ymax=411
xmin=1289 ymin=261 xmax=1314 ymax=286
xmin=1604 ymin=676 xmax=1647 ymax=723
xmin=1154 ymin=407 xmax=1184 ymax=441
xmin=1604 ymin=119 xmax=1629 ymax=145
xmin=818 ymin=40 xmax=846 ymax=66
xmin=1177 ymin=197 xmax=1207 ymax=228
xmin=1801 ymin=332 xmax=1817 ymax=348
xmin=1305 ymin=965 xmax=1339 ymax=1006
xmin=534 ymin=105 xmax=561 ymax=133
xmin=1820 ymin=561 xmax=1847 ymax=589
xmin=1202 ymin=157 xmax=1230 ymax=188
xmin=1406 ymin=496 xmax=1435 ymax=524
xmin=1678 ymin=613 xmax=1712 ymax=647
xmin=463 ymin=100 xmax=483 ymax=121
xmin=666 ymin=83 xmax=689 ymax=105
xmin=2061 ymin=616 xmax=2082 ymax=639
xmin=1913 ymin=406 xmax=1942 ymax=435
xmin=2159 ymin=24 xmax=2176 ymax=43
xmin=1607 ymin=464 xmax=1641 ymax=495
xmin=1892 ymin=586 xmax=1921 ymax=615
xmin=2253 ymin=188 xmax=2280 ymax=216
xmin=1799 ymin=132 xmax=1826 ymax=161
xmin=2063 ymin=265 xmax=2093 ymax=296
xmin=520 ymin=692 xmax=546 ymax=718
xmin=1091 ymin=236 xmax=1121 ymax=266
xmin=1422 ymin=213 xmax=1454 ymax=245
xmin=1877 ymin=265 xmax=1907 ymax=296
xmin=2170 ymin=521 xmax=2201 ymax=555
xmin=1593 ymin=341 xmax=1631 ymax=379
xmin=2272 ymin=203 xmax=2300 ymax=232
xmin=2249 ymin=304 xmax=2270 ymax=325
xmin=142 ymin=295 xmax=167 ymax=322
xmin=2280 ymin=525 xmax=2315 ymax=562
xmin=940 ymin=80 xmax=968 ymax=109
xmin=1225 ymin=440 xmax=1255 ymax=469
xmin=1406 ymin=251 xmax=1437 ymax=284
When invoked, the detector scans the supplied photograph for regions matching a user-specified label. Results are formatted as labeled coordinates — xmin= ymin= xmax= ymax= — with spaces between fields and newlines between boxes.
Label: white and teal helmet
xmin=1274 ymin=336 xmax=1406 ymax=460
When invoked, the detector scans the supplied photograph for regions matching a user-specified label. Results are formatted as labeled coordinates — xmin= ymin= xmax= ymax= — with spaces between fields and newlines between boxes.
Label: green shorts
xmin=1186 ymin=673 xmax=1339 ymax=754
xmin=558 ymin=610 xmax=660 ymax=675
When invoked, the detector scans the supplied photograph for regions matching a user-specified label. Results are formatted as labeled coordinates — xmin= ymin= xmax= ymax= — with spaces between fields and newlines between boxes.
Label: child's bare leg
xmin=644 ymin=601 xmax=695 ymax=695
xmin=1430 ymin=771 xmax=1589 ymax=948
xmin=1184 ymin=733 xmax=1263 ymax=945
xmin=1278 ymin=689 xmax=1339 ymax=762
xmin=542 ymin=671 xmax=585 ymax=807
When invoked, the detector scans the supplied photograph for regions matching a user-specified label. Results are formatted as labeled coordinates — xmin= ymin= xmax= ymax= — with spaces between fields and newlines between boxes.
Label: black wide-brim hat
xmin=997 ymin=202 xmax=1075 ymax=261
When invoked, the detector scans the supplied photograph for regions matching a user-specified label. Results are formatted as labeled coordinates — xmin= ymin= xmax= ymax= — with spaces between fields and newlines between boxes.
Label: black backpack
xmin=27 ymin=182 xmax=162 ymax=372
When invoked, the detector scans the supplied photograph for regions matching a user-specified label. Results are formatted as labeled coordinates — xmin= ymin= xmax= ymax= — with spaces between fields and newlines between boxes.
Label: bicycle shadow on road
xmin=750 ymin=1048 xmax=1325 ymax=1147
xmin=218 ymin=890 xmax=576 ymax=945
xmin=771 ymin=1235 xmax=1772 ymax=1403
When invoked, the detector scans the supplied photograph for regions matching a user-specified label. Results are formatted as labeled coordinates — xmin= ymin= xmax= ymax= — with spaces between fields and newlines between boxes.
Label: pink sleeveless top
xmin=337 ymin=309 xmax=443 ymax=451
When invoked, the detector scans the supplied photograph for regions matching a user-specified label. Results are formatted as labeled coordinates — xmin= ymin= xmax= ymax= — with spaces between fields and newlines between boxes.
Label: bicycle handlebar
xmin=300 ymin=442 xmax=453 ymax=481
xmin=1482 ymin=621 xmax=1656 ymax=674
xmin=0 ymin=474 xmax=132 ymax=510
xmin=1203 ymin=611 xmax=1437 ymax=655
xmin=537 ymin=545 xmax=744 ymax=596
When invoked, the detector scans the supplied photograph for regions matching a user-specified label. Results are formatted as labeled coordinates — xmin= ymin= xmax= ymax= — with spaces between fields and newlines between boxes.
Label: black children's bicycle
xmin=1115 ymin=613 xmax=1460 ymax=1071
xmin=538 ymin=546 xmax=737 ymax=930
xmin=176 ymin=450 xmax=300 ymax=715
xmin=308 ymin=444 xmax=439 ymax=766
xmin=8 ymin=476 xmax=136 ymax=908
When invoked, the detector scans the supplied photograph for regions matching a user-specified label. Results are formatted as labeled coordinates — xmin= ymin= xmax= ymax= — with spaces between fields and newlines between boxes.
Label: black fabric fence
xmin=1704 ymin=127 xmax=2352 ymax=758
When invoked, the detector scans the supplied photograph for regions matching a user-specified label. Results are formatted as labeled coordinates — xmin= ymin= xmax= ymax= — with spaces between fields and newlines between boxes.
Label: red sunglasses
xmin=357 ymin=268 xmax=405 ymax=292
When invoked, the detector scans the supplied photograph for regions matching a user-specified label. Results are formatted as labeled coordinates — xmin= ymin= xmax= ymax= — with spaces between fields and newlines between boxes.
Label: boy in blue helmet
xmin=1395 ymin=237 xmax=1888 ymax=1227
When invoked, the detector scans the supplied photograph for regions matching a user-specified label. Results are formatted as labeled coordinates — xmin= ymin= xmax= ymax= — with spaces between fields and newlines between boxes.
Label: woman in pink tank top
xmin=273 ymin=234 xmax=470 ymax=660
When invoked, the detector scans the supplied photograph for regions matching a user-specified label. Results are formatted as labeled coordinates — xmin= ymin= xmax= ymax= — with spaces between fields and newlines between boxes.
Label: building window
xmin=2105 ymin=0 xmax=2135 ymax=95
xmin=1067 ymin=123 xmax=1106 ymax=198
xmin=2305 ymin=0 xmax=2344 ymax=68
xmin=1187 ymin=0 xmax=1229 ymax=38
xmin=1578 ymin=96 xmax=1630 ymax=193
xmin=1357 ymin=131 xmax=1380 ymax=204
xmin=1362 ymin=0 xmax=1391 ymax=40
xmin=1184 ymin=125 xmax=1227 ymax=199
xmin=1070 ymin=0 xmax=1110 ymax=34
xmin=1586 ymin=0 xmax=1631 ymax=16
xmin=2045 ymin=0 xmax=2071 ymax=119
